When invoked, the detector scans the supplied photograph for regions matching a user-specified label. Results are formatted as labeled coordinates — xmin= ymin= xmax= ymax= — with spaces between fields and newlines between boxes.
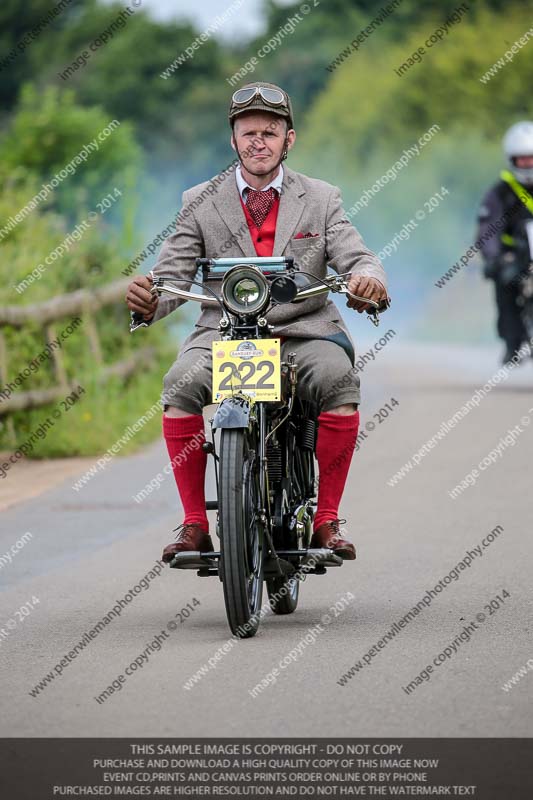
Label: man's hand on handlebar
xmin=346 ymin=275 xmax=388 ymax=313
xmin=126 ymin=275 xmax=159 ymax=321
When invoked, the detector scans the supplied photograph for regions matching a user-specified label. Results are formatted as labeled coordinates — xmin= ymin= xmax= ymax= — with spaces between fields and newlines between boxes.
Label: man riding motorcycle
xmin=125 ymin=81 xmax=388 ymax=563
xmin=477 ymin=121 xmax=533 ymax=364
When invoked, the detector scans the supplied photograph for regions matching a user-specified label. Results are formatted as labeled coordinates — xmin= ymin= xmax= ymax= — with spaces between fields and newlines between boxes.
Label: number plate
xmin=212 ymin=339 xmax=281 ymax=402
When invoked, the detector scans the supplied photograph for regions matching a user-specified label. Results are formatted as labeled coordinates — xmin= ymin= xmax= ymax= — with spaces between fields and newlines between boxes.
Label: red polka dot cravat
xmin=245 ymin=187 xmax=277 ymax=229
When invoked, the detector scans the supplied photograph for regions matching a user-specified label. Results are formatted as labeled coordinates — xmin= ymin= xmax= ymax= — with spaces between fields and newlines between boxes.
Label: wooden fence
xmin=0 ymin=278 xmax=153 ymax=438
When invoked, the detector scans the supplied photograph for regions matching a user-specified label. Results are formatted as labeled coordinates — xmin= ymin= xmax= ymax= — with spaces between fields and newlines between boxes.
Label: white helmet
xmin=503 ymin=121 xmax=533 ymax=186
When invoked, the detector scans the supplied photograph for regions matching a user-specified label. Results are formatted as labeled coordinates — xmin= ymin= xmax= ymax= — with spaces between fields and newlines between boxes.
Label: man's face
xmin=515 ymin=155 xmax=533 ymax=168
xmin=231 ymin=112 xmax=295 ymax=174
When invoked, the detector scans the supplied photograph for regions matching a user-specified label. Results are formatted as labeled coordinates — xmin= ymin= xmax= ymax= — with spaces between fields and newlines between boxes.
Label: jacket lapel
xmin=273 ymin=167 xmax=306 ymax=255
xmin=212 ymin=168 xmax=256 ymax=257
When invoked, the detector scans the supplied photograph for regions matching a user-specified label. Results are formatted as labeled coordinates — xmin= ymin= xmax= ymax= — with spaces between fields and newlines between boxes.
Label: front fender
xmin=212 ymin=396 xmax=252 ymax=429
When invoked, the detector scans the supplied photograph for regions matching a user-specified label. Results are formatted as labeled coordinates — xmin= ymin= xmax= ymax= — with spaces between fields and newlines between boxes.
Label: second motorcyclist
xmin=477 ymin=121 xmax=533 ymax=364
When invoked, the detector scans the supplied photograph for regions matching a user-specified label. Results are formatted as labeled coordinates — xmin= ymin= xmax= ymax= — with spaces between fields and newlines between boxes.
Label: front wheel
xmin=219 ymin=428 xmax=264 ymax=637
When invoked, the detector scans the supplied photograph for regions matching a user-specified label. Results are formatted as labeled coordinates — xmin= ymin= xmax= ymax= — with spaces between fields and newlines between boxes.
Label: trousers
xmin=161 ymin=337 xmax=361 ymax=415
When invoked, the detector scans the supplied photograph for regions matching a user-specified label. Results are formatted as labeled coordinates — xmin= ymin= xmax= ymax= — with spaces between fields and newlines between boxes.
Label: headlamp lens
xmin=233 ymin=277 xmax=261 ymax=307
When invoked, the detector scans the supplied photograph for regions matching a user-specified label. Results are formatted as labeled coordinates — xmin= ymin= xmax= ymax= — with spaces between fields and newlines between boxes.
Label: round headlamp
xmin=221 ymin=266 xmax=270 ymax=315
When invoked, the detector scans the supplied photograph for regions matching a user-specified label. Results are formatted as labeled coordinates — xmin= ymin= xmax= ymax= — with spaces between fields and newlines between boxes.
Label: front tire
xmin=219 ymin=428 xmax=264 ymax=637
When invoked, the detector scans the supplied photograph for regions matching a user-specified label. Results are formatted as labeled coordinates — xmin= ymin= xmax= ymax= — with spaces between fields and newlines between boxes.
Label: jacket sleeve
xmin=325 ymin=186 xmax=387 ymax=291
xmin=148 ymin=190 xmax=206 ymax=325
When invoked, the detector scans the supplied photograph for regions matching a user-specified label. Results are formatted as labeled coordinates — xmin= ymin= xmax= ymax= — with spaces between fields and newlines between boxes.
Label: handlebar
xmin=149 ymin=272 xmax=388 ymax=325
xmin=129 ymin=263 xmax=389 ymax=332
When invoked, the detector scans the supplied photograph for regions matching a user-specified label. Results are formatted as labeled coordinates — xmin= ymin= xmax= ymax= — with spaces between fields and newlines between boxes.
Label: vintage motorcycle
xmin=133 ymin=257 xmax=387 ymax=637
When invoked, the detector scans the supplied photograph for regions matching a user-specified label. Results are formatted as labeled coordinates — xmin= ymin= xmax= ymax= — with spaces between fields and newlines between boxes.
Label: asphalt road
xmin=1 ymin=341 xmax=532 ymax=737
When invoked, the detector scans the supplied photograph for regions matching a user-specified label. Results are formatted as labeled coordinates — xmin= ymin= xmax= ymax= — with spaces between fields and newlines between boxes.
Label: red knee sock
xmin=163 ymin=414 xmax=208 ymax=530
xmin=314 ymin=410 xmax=360 ymax=531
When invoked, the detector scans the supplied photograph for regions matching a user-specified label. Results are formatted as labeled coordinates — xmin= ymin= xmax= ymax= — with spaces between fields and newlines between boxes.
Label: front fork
xmin=258 ymin=403 xmax=269 ymax=528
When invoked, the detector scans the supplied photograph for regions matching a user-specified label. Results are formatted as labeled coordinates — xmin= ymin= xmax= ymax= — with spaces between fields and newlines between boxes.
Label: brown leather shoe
xmin=162 ymin=523 xmax=214 ymax=563
xmin=310 ymin=518 xmax=356 ymax=560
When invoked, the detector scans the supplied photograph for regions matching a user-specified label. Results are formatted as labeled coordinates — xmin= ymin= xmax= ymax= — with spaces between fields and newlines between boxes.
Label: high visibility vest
xmin=499 ymin=170 xmax=533 ymax=246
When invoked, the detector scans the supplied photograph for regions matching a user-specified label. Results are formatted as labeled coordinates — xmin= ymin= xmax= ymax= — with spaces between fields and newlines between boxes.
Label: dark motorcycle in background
xmin=132 ymin=256 xmax=388 ymax=637
xmin=498 ymin=222 xmax=533 ymax=343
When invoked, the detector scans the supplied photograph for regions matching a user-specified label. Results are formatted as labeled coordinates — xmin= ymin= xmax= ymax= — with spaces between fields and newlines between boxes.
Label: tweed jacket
xmin=148 ymin=164 xmax=387 ymax=352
